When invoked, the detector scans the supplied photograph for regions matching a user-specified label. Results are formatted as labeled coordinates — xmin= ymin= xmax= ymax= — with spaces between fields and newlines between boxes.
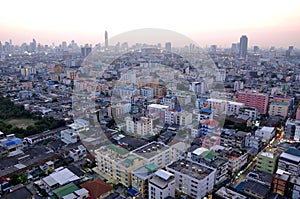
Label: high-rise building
xmin=81 ymin=44 xmax=92 ymax=57
xmin=165 ymin=42 xmax=171 ymax=52
xmin=237 ymin=90 xmax=269 ymax=114
xmin=239 ymin=35 xmax=248 ymax=59
xmin=105 ymin=31 xmax=108 ymax=48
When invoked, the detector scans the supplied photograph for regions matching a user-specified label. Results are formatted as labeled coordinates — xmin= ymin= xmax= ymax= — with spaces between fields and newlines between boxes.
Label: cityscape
xmin=1 ymin=1 xmax=300 ymax=199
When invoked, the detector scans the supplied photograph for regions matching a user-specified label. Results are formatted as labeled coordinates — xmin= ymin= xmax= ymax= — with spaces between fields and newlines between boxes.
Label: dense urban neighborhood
xmin=1 ymin=34 xmax=300 ymax=199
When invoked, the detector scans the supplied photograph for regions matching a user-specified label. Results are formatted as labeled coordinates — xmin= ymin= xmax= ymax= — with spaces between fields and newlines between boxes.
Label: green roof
xmin=145 ymin=163 xmax=159 ymax=171
xmin=201 ymin=150 xmax=218 ymax=160
xmin=53 ymin=183 xmax=79 ymax=199
xmin=107 ymin=144 xmax=129 ymax=155
xmin=121 ymin=155 xmax=142 ymax=167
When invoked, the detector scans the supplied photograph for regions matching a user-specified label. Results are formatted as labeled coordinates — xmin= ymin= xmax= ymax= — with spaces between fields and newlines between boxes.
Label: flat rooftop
xmin=132 ymin=142 xmax=169 ymax=159
xmin=167 ymin=159 xmax=215 ymax=181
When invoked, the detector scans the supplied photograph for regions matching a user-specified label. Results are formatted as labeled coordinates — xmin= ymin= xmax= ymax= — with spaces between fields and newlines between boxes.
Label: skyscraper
xmin=239 ymin=35 xmax=248 ymax=59
xmin=165 ymin=42 xmax=171 ymax=52
xmin=105 ymin=31 xmax=108 ymax=48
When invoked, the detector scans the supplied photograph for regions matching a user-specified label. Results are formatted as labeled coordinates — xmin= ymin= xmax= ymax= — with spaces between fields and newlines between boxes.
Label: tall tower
xmin=105 ymin=31 xmax=108 ymax=48
xmin=165 ymin=42 xmax=171 ymax=52
xmin=239 ymin=35 xmax=248 ymax=59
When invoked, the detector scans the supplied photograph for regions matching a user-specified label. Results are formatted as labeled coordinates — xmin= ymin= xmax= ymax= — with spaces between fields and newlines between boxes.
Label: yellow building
xmin=95 ymin=144 xmax=144 ymax=187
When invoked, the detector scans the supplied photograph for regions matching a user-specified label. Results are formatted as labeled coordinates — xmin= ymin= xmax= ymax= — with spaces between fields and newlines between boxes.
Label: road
xmin=233 ymin=129 xmax=284 ymax=188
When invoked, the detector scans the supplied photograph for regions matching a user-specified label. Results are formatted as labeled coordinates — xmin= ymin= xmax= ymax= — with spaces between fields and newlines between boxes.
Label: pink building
xmin=296 ymin=106 xmax=300 ymax=120
xmin=201 ymin=135 xmax=221 ymax=149
xmin=237 ymin=90 xmax=269 ymax=114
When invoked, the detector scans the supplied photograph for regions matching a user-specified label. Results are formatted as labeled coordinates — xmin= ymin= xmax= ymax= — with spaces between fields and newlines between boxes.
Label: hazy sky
xmin=1 ymin=0 xmax=300 ymax=48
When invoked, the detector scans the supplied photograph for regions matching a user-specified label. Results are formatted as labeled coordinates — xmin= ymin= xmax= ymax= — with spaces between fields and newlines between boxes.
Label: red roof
xmin=80 ymin=179 xmax=113 ymax=198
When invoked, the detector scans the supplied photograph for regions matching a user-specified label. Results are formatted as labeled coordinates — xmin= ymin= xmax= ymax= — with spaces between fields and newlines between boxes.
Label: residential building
xmin=166 ymin=159 xmax=216 ymax=199
xmin=285 ymin=119 xmax=300 ymax=141
xmin=131 ymin=142 xmax=172 ymax=168
xmin=257 ymin=150 xmax=279 ymax=174
xmin=126 ymin=116 xmax=153 ymax=136
xmin=148 ymin=104 xmax=169 ymax=122
xmin=131 ymin=164 xmax=159 ymax=198
xmin=237 ymin=90 xmax=269 ymax=114
xmin=41 ymin=167 xmax=80 ymax=191
xmin=255 ymin=127 xmax=276 ymax=142
xmin=214 ymin=187 xmax=247 ymax=199
xmin=0 ymin=134 xmax=23 ymax=157
xmin=246 ymin=170 xmax=274 ymax=188
xmin=149 ymin=169 xmax=175 ymax=199
xmin=60 ymin=129 xmax=80 ymax=144
xmin=68 ymin=145 xmax=86 ymax=162
xmin=175 ymin=110 xmax=193 ymax=126
xmin=296 ymin=106 xmax=300 ymax=120
xmin=245 ymin=134 xmax=264 ymax=152
xmin=95 ymin=144 xmax=144 ymax=187
xmin=273 ymin=169 xmax=290 ymax=196
xmin=191 ymin=149 xmax=229 ymax=184
xmin=268 ymin=101 xmax=289 ymax=118
xmin=213 ymin=146 xmax=248 ymax=174
xmin=201 ymin=135 xmax=221 ymax=149
xmin=278 ymin=148 xmax=300 ymax=176
xmin=200 ymin=119 xmax=219 ymax=136
xmin=80 ymin=179 xmax=113 ymax=199
xmin=198 ymin=109 xmax=212 ymax=122
xmin=243 ymin=180 xmax=269 ymax=199
xmin=141 ymin=87 xmax=154 ymax=98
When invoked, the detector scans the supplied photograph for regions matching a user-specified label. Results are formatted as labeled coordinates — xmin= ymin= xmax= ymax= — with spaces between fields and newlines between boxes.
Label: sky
xmin=1 ymin=0 xmax=300 ymax=48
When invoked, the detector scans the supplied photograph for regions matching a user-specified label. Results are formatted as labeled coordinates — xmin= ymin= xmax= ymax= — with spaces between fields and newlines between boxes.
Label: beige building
xmin=95 ymin=144 xmax=144 ymax=187
xmin=268 ymin=101 xmax=289 ymax=118
xmin=126 ymin=116 xmax=153 ymax=136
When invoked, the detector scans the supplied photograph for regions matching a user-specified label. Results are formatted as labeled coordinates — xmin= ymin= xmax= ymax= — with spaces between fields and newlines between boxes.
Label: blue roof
xmin=200 ymin=108 xmax=212 ymax=114
xmin=285 ymin=148 xmax=300 ymax=157
xmin=5 ymin=138 xmax=22 ymax=147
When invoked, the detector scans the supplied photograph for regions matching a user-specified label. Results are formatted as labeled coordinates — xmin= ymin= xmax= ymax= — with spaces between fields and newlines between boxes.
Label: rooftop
xmin=53 ymin=182 xmax=79 ymax=199
xmin=149 ymin=169 xmax=174 ymax=189
xmin=167 ymin=159 xmax=215 ymax=181
xmin=215 ymin=187 xmax=247 ymax=199
xmin=132 ymin=163 xmax=159 ymax=180
xmin=132 ymin=142 xmax=169 ymax=159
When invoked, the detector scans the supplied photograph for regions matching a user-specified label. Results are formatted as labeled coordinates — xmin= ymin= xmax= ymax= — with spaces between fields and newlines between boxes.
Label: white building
xmin=149 ymin=170 xmax=175 ymax=199
xmin=175 ymin=110 xmax=193 ymax=126
xmin=227 ymin=101 xmax=245 ymax=114
xmin=166 ymin=159 xmax=216 ymax=199
xmin=61 ymin=129 xmax=79 ymax=144
xmin=278 ymin=148 xmax=300 ymax=176
xmin=41 ymin=167 xmax=80 ymax=191
xmin=69 ymin=145 xmax=86 ymax=162
xmin=141 ymin=87 xmax=154 ymax=98
xmin=285 ymin=119 xmax=300 ymax=141
xmin=255 ymin=126 xmax=276 ymax=142
xmin=132 ymin=142 xmax=173 ymax=168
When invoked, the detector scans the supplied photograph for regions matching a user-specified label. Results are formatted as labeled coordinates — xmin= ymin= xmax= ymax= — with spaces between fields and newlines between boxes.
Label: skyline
xmin=1 ymin=0 xmax=300 ymax=48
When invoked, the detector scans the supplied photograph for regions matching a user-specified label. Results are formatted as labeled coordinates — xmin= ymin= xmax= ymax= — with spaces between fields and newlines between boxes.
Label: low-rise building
xmin=285 ymin=119 xmax=300 ymax=141
xmin=214 ymin=187 xmax=247 ymax=199
xmin=257 ymin=150 xmax=279 ymax=174
xmin=131 ymin=164 xmax=159 ymax=198
xmin=166 ymin=159 xmax=216 ymax=199
xmin=268 ymin=101 xmax=289 ymax=118
xmin=278 ymin=147 xmax=300 ymax=176
xmin=95 ymin=144 xmax=143 ymax=187
xmin=149 ymin=169 xmax=175 ymax=199
xmin=255 ymin=126 xmax=276 ymax=142
xmin=273 ymin=169 xmax=290 ymax=196
xmin=60 ymin=129 xmax=80 ymax=144
xmin=131 ymin=142 xmax=172 ymax=168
